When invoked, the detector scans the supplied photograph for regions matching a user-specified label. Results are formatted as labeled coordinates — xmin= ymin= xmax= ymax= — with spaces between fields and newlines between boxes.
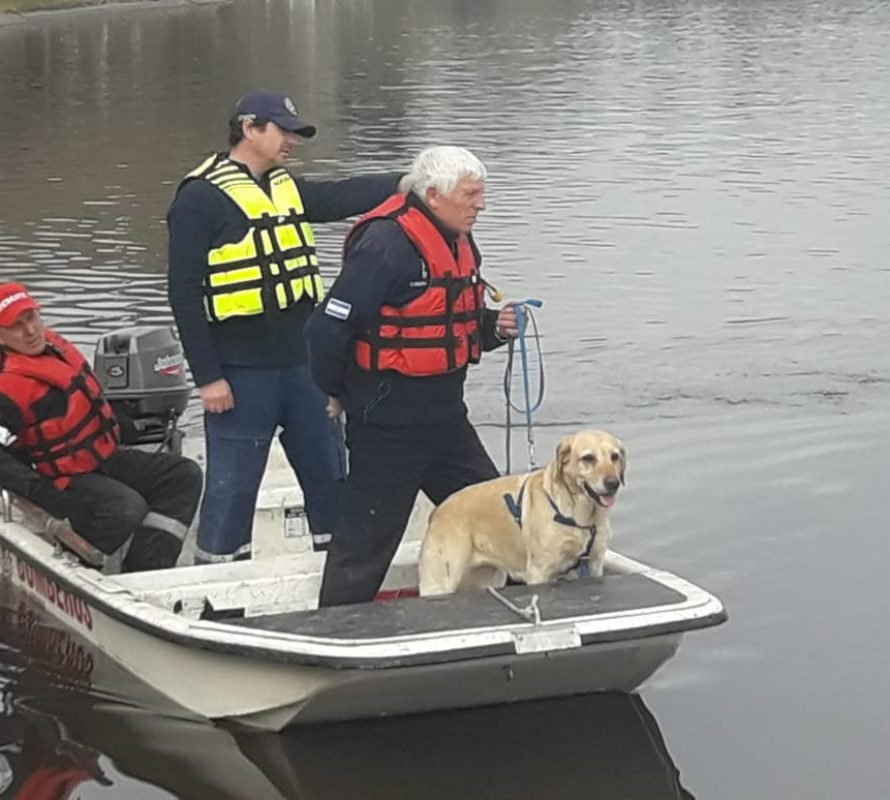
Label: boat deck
xmin=232 ymin=574 xmax=682 ymax=640
xmin=216 ymin=574 xmax=713 ymax=668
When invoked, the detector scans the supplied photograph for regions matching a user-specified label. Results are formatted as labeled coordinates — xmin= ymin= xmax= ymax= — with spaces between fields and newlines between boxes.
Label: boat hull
xmin=233 ymin=633 xmax=680 ymax=730
xmin=0 ymin=513 xmax=723 ymax=732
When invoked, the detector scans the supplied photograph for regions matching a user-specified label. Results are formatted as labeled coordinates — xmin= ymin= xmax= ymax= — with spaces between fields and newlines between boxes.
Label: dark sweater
xmin=165 ymin=157 xmax=401 ymax=386
xmin=305 ymin=193 xmax=504 ymax=428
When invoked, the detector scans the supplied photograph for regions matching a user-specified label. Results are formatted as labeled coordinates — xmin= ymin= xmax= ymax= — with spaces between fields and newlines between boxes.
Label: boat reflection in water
xmin=0 ymin=587 xmax=695 ymax=799
xmin=239 ymin=691 xmax=696 ymax=800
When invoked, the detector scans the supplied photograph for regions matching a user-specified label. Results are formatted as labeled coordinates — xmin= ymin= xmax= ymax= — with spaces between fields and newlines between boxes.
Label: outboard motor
xmin=93 ymin=326 xmax=191 ymax=454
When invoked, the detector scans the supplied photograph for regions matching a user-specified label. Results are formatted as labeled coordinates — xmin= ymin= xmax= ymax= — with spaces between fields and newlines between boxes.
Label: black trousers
xmin=58 ymin=448 xmax=203 ymax=571
xmin=318 ymin=415 xmax=499 ymax=607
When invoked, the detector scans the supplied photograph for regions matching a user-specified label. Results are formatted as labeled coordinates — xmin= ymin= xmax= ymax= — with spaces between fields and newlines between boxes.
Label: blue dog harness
xmin=503 ymin=479 xmax=597 ymax=578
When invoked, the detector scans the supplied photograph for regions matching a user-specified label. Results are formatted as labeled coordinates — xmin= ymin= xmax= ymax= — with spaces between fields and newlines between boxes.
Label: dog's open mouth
xmin=583 ymin=482 xmax=617 ymax=508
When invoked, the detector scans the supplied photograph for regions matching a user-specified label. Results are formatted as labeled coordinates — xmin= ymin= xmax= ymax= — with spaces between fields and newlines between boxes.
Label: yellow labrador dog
xmin=418 ymin=430 xmax=626 ymax=596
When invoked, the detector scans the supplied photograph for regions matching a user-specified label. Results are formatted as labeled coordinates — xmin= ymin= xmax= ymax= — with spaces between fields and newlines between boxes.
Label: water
xmin=1 ymin=0 xmax=888 ymax=796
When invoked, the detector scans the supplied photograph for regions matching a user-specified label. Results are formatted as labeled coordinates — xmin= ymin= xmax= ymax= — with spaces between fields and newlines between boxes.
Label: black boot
xmin=122 ymin=527 xmax=182 ymax=572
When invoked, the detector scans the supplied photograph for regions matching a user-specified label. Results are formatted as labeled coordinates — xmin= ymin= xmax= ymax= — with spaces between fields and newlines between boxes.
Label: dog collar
xmin=503 ymin=481 xmax=596 ymax=533
xmin=503 ymin=482 xmax=597 ymax=578
xmin=543 ymin=490 xmax=596 ymax=535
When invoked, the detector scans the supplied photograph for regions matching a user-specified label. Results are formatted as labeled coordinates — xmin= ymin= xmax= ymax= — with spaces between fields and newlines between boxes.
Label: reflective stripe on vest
xmin=184 ymin=155 xmax=325 ymax=322
xmin=0 ymin=330 xmax=119 ymax=489
xmin=350 ymin=193 xmax=485 ymax=377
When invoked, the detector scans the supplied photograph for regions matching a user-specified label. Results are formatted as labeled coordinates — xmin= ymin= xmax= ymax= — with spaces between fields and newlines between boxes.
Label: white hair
xmin=399 ymin=146 xmax=487 ymax=197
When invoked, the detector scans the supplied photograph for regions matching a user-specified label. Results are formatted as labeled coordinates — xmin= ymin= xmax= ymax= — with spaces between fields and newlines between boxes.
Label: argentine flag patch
xmin=325 ymin=298 xmax=352 ymax=321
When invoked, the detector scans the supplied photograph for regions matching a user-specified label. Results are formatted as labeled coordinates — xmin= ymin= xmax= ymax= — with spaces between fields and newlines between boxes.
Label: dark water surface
xmin=1 ymin=0 xmax=888 ymax=797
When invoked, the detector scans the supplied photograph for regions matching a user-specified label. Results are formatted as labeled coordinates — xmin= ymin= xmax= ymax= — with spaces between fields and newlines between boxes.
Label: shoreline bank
xmin=1 ymin=0 xmax=225 ymax=26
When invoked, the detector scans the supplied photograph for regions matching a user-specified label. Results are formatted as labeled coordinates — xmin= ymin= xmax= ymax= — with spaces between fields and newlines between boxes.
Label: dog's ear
xmin=554 ymin=435 xmax=574 ymax=477
xmin=619 ymin=446 xmax=627 ymax=486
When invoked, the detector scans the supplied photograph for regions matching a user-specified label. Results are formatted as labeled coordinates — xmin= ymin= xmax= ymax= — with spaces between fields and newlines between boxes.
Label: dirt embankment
xmin=1 ymin=0 xmax=222 ymax=25
xmin=2 ymin=0 xmax=106 ymax=13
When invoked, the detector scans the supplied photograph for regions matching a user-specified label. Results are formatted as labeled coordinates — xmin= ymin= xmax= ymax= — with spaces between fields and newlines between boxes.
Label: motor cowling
xmin=93 ymin=326 xmax=191 ymax=454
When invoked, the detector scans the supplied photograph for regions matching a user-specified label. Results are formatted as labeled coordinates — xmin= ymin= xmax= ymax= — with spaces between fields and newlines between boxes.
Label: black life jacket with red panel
xmin=350 ymin=194 xmax=485 ymax=377
xmin=0 ymin=330 xmax=119 ymax=488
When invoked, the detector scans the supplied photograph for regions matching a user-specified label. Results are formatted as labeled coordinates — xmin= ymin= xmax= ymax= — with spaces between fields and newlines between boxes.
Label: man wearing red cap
xmin=0 ymin=283 xmax=203 ymax=571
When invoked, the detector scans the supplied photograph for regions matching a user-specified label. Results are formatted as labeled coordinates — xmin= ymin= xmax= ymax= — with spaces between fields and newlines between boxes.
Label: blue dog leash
xmin=503 ymin=299 xmax=544 ymax=473
xmin=500 ymin=299 xmax=595 ymax=578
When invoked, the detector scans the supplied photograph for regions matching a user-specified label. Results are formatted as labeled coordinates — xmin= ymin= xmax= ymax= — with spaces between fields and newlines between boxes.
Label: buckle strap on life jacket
xmin=29 ymin=367 xmax=111 ymax=449
xmin=376 ymin=311 xmax=479 ymax=329
xmin=26 ymin=362 xmax=118 ymax=476
xmin=28 ymin=367 xmax=117 ymax=456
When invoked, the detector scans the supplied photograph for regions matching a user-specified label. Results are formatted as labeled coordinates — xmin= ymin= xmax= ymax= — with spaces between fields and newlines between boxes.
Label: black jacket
xmin=305 ymin=194 xmax=504 ymax=428
xmin=166 ymin=158 xmax=401 ymax=386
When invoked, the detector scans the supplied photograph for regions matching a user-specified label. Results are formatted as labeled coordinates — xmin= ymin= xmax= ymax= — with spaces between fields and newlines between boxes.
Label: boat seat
xmin=7 ymin=494 xmax=122 ymax=574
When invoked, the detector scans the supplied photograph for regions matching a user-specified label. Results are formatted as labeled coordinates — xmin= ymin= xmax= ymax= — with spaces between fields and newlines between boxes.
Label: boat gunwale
xmin=0 ymin=520 xmax=727 ymax=670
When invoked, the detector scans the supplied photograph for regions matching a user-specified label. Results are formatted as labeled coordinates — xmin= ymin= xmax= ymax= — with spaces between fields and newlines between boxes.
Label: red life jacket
xmin=0 ymin=330 xmax=119 ymax=489
xmin=351 ymin=194 xmax=485 ymax=376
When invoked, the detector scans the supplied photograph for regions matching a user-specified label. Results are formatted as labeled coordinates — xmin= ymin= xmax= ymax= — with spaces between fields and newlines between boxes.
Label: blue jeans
xmin=195 ymin=364 xmax=345 ymax=561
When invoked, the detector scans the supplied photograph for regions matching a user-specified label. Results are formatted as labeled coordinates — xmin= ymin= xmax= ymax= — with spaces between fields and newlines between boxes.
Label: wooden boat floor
xmin=230 ymin=574 xmax=686 ymax=639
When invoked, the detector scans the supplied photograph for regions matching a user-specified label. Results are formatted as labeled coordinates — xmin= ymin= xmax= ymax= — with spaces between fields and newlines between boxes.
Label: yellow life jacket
xmin=184 ymin=155 xmax=325 ymax=322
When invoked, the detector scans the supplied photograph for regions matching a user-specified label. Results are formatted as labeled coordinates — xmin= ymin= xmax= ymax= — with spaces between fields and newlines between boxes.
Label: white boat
xmin=0 ymin=325 xmax=726 ymax=732
xmin=0 ymin=478 xmax=726 ymax=732
xmin=0 ymin=592 xmax=696 ymax=798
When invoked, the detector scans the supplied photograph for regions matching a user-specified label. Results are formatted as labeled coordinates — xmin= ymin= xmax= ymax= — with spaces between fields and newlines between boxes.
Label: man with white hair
xmin=306 ymin=145 xmax=519 ymax=606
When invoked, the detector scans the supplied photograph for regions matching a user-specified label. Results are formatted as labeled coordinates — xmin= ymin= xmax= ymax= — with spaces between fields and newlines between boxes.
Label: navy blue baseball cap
xmin=234 ymin=91 xmax=316 ymax=138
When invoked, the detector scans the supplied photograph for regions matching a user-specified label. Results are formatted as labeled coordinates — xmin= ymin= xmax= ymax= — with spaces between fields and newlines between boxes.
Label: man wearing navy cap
xmin=166 ymin=90 xmax=402 ymax=564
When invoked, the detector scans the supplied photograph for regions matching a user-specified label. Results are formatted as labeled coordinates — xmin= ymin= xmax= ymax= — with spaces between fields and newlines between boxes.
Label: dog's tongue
xmin=598 ymin=494 xmax=616 ymax=508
